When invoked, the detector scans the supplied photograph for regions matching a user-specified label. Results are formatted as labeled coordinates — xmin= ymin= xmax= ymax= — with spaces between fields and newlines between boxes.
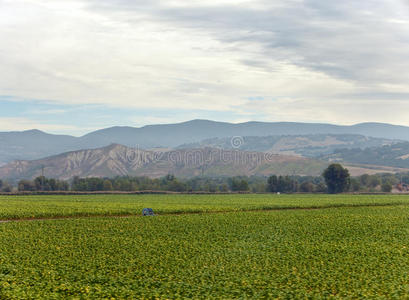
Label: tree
xmin=315 ymin=182 xmax=327 ymax=193
xmin=381 ymin=182 xmax=392 ymax=193
xmin=167 ymin=179 xmax=187 ymax=192
xmin=360 ymin=174 xmax=370 ymax=186
xmin=251 ymin=182 xmax=267 ymax=193
xmin=18 ymin=180 xmax=36 ymax=191
xmin=230 ymin=177 xmax=249 ymax=192
xmin=349 ymin=178 xmax=361 ymax=192
xmin=322 ymin=164 xmax=350 ymax=194
xmin=1 ymin=182 xmax=12 ymax=193
xmin=277 ymin=176 xmax=296 ymax=193
xmin=103 ymin=180 xmax=113 ymax=191
xmin=34 ymin=176 xmax=46 ymax=191
xmin=368 ymin=175 xmax=381 ymax=188
xmin=220 ymin=184 xmax=229 ymax=192
xmin=268 ymin=175 xmax=297 ymax=193
xmin=299 ymin=181 xmax=314 ymax=193
xmin=267 ymin=175 xmax=278 ymax=192
xmin=56 ymin=180 xmax=69 ymax=191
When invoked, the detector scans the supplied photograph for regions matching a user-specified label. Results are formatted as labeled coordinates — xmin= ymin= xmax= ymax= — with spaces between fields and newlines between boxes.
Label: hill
xmin=0 ymin=129 xmax=77 ymax=164
xmin=1 ymin=120 xmax=409 ymax=164
xmin=0 ymin=144 xmax=328 ymax=180
xmin=178 ymin=134 xmax=396 ymax=157
xmin=325 ymin=142 xmax=409 ymax=168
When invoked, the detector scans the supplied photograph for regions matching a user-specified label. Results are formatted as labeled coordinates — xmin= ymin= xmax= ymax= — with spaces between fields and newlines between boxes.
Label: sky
xmin=1 ymin=0 xmax=409 ymax=136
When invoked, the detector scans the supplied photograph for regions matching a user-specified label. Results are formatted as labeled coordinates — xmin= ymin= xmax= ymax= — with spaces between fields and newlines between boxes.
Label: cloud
xmin=87 ymin=0 xmax=409 ymax=83
xmin=1 ymin=0 xmax=409 ymax=131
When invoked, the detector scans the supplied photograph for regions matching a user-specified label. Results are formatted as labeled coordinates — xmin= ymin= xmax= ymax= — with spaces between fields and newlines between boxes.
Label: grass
xmin=1 ymin=206 xmax=409 ymax=298
xmin=1 ymin=194 xmax=409 ymax=220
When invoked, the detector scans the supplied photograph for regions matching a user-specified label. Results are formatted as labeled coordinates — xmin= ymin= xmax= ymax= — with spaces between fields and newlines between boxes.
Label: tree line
xmin=1 ymin=164 xmax=406 ymax=194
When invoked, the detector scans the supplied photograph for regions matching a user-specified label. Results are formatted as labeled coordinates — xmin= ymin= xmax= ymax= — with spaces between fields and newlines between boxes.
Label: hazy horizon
xmin=3 ymin=119 xmax=409 ymax=137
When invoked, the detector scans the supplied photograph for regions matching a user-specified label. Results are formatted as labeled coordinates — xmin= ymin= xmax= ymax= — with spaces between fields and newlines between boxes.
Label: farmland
xmin=1 ymin=194 xmax=409 ymax=220
xmin=1 ymin=195 xmax=409 ymax=298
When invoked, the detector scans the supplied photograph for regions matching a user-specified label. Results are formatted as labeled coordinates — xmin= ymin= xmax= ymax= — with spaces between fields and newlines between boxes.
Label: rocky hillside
xmin=0 ymin=144 xmax=328 ymax=180
xmin=1 ymin=120 xmax=408 ymax=164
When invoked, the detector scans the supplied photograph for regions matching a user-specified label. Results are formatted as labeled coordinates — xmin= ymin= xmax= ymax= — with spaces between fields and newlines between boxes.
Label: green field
xmin=1 ymin=195 xmax=409 ymax=298
xmin=1 ymin=194 xmax=409 ymax=220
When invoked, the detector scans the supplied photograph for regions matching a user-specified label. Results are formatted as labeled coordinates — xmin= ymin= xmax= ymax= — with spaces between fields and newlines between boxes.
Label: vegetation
xmin=323 ymin=164 xmax=350 ymax=194
xmin=229 ymin=177 xmax=250 ymax=191
xmin=381 ymin=182 xmax=393 ymax=193
xmin=180 ymin=134 xmax=394 ymax=157
xmin=1 ymin=194 xmax=409 ymax=220
xmin=18 ymin=176 xmax=69 ymax=192
xmin=328 ymin=141 xmax=409 ymax=168
xmin=6 ymin=168 xmax=409 ymax=194
xmin=267 ymin=175 xmax=304 ymax=193
xmin=1 ymin=203 xmax=409 ymax=298
xmin=0 ymin=179 xmax=12 ymax=193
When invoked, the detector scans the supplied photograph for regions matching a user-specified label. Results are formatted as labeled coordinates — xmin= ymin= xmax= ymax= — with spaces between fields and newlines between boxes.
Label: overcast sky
xmin=1 ymin=0 xmax=409 ymax=135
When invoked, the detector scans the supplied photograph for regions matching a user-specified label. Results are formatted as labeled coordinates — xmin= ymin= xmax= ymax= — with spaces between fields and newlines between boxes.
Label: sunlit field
xmin=1 ymin=194 xmax=409 ymax=220
xmin=1 ymin=195 xmax=409 ymax=298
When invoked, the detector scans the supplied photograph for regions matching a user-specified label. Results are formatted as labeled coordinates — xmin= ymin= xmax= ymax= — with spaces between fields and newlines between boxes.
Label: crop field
xmin=1 ymin=194 xmax=409 ymax=220
xmin=1 ymin=195 xmax=409 ymax=298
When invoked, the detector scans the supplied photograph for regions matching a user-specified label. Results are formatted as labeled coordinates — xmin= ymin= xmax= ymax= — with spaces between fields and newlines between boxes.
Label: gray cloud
xmin=2 ymin=0 xmax=409 ymax=131
xmin=87 ymin=0 xmax=409 ymax=85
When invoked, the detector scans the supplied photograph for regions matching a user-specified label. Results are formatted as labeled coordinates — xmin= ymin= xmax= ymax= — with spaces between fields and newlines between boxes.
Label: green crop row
xmin=1 ymin=206 xmax=409 ymax=298
xmin=1 ymin=194 xmax=409 ymax=220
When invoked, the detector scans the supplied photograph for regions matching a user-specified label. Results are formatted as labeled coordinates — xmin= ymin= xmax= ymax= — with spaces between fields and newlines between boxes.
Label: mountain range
xmin=178 ymin=134 xmax=396 ymax=157
xmin=2 ymin=120 xmax=409 ymax=181
xmin=326 ymin=142 xmax=409 ymax=169
xmin=0 ymin=144 xmax=327 ymax=181
xmin=1 ymin=119 xmax=409 ymax=165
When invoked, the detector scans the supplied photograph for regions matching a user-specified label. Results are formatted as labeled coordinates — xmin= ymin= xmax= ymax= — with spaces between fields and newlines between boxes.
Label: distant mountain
xmin=0 ymin=144 xmax=328 ymax=181
xmin=80 ymin=120 xmax=409 ymax=148
xmin=0 ymin=129 xmax=78 ymax=164
xmin=178 ymin=134 xmax=397 ymax=157
xmin=325 ymin=142 xmax=409 ymax=168
xmin=1 ymin=119 xmax=409 ymax=164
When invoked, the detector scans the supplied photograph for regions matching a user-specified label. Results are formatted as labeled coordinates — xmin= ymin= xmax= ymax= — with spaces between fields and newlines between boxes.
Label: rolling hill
xmin=0 ymin=129 xmax=77 ymax=164
xmin=1 ymin=120 xmax=409 ymax=164
xmin=0 ymin=144 xmax=328 ymax=181
xmin=325 ymin=142 xmax=409 ymax=169
xmin=178 ymin=134 xmax=397 ymax=157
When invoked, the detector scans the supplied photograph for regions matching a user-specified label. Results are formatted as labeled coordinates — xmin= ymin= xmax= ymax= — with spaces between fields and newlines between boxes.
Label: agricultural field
xmin=1 ymin=194 xmax=409 ymax=220
xmin=1 ymin=195 xmax=409 ymax=298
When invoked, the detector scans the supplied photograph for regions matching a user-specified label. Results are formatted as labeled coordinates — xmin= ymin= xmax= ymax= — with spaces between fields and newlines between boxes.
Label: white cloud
xmin=1 ymin=0 xmax=409 ymax=128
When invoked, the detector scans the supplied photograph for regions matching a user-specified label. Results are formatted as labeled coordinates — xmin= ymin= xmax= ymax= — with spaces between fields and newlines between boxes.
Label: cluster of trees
xmin=266 ymin=164 xmax=400 ymax=194
xmin=70 ymin=175 xmax=329 ymax=193
xmin=267 ymin=175 xmax=325 ymax=193
xmin=71 ymin=175 xmax=249 ymax=193
xmin=13 ymin=174 xmax=325 ymax=193
xmin=15 ymin=175 xmax=235 ymax=193
xmin=322 ymin=164 xmax=350 ymax=194
xmin=18 ymin=176 xmax=69 ymax=191
xmin=5 ymin=164 xmax=407 ymax=194
xmin=349 ymin=173 xmax=397 ymax=193
xmin=0 ymin=179 xmax=12 ymax=192
xmin=321 ymin=164 xmax=402 ymax=193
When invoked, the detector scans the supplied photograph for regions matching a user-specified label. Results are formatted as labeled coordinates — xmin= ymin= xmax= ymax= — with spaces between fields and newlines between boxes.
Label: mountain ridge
xmin=0 ymin=144 xmax=328 ymax=181
xmin=2 ymin=120 xmax=409 ymax=164
xmin=178 ymin=134 xmax=397 ymax=157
